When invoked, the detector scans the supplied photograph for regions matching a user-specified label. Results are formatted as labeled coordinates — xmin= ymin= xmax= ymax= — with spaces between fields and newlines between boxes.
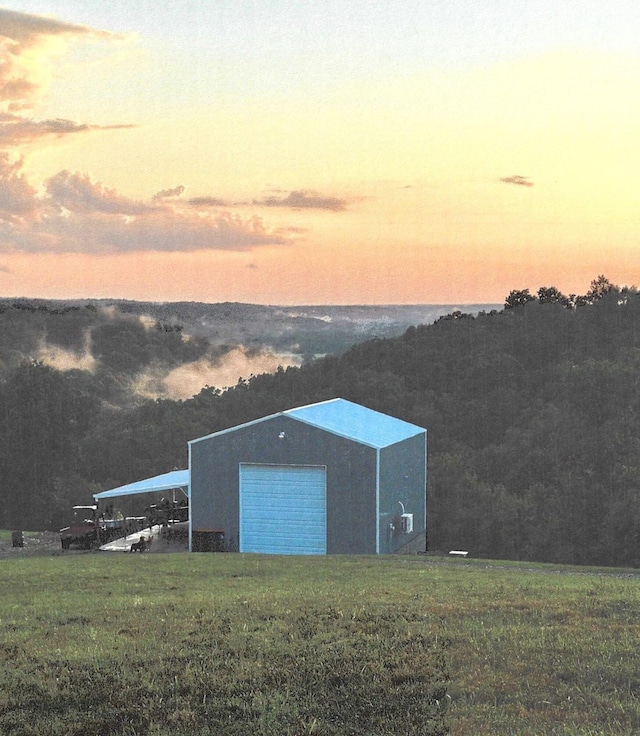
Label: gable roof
xmin=283 ymin=398 xmax=425 ymax=449
xmin=189 ymin=398 xmax=425 ymax=449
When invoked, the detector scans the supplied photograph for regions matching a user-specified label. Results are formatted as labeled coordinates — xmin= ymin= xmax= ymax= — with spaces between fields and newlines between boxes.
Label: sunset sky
xmin=0 ymin=2 xmax=639 ymax=304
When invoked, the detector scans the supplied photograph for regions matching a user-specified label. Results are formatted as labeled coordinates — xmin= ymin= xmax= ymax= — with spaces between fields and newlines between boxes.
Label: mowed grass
xmin=0 ymin=554 xmax=448 ymax=736
xmin=0 ymin=554 xmax=639 ymax=736
xmin=415 ymin=559 xmax=640 ymax=735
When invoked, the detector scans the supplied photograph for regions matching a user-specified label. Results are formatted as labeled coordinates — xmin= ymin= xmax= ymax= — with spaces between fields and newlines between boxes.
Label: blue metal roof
xmin=93 ymin=469 xmax=189 ymax=501
xmin=284 ymin=398 xmax=425 ymax=449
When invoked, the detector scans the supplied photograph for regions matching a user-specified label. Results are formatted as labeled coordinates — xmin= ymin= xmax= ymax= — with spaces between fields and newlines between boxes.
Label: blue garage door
xmin=239 ymin=464 xmax=327 ymax=554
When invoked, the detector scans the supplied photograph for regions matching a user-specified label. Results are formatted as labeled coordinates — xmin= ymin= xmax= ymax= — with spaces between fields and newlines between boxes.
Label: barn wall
xmin=189 ymin=414 xmax=378 ymax=554
xmin=378 ymin=431 xmax=427 ymax=554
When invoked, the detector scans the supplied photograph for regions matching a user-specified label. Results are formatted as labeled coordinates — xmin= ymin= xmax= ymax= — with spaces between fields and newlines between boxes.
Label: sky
xmin=0 ymin=1 xmax=638 ymax=304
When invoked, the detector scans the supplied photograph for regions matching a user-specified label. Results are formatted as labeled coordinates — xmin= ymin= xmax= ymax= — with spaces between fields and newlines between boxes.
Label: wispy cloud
xmin=0 ymin=9 xmax=131 ymax=144
xmin=499 ymin=175 xmax=534 ymax=187
xmin=0 ymin=112 xmax=133 ymax=146
xmin=254 ymin=189 xmax=347 ymax=211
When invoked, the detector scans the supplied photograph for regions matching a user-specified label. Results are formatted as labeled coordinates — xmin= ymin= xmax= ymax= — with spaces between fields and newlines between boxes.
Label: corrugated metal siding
xmin=378 ymin=433 xmax=427 ymax=554
xmin=239 ymin=464 xmax=327 ymax=554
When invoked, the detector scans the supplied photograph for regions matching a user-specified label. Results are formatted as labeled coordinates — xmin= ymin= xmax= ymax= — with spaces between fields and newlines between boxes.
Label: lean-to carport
xmin=93 ymin=469 xmax=190 ymax=501
xmin=93 ymin=469 xmax=190 ymax=551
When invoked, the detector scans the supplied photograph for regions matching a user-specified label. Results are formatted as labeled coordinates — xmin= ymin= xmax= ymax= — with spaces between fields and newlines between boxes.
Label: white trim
xmin=375 ymin=448 xmax=380 ymax=554
xmin=424 ymin=429 xmax=428 ymax=539
xmin=188 ymin=442 xmax=193 ymax=552
xmin=188 ymin=410 xmax=283 ymax=446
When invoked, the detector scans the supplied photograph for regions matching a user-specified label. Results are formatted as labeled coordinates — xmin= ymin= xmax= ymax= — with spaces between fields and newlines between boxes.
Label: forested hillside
xmin=0 ymin=298 xmax=478 ymax=404
xmin=1 ymin=278 xmax=639 ymax=567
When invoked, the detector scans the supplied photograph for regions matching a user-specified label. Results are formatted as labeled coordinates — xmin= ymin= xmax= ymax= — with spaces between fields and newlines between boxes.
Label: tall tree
xmin=537 ymin=285 xmax=570 ymax=306
xmin=504 ymin=289 xmax=537 ymax=309
xmin=585 ymin=274 xmax=617 ymax=303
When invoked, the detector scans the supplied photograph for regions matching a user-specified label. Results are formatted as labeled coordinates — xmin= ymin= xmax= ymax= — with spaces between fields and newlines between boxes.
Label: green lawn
xmin=0 ymin=553 xmax=638 ymax=735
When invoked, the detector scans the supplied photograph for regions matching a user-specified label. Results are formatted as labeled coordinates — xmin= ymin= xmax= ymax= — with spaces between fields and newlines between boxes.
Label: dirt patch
xmin=1 ymin=529 xmax=189 ymax=558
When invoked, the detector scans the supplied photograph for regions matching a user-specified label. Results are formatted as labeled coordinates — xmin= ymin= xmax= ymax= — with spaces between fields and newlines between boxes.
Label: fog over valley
xmin=0 ymin=299 xmax=499 ymax=402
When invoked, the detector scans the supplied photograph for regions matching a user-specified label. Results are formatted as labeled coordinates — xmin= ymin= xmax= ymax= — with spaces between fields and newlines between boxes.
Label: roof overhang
xmin=93 ymin=469 xmax=189 ymax=501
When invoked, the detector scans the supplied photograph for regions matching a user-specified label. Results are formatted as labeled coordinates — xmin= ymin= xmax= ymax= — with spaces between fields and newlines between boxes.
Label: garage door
xmin=239 ymin=464 xmax=327 ymax=554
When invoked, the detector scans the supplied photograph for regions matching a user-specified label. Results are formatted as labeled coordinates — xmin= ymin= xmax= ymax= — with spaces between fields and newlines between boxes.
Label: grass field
xmin=0 ymin=552 xmax=639 ymax=735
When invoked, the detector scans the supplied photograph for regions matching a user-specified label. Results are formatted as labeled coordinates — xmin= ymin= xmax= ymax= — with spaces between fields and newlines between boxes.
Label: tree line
xmin=1 ymin=277 xmax=638 ymax=567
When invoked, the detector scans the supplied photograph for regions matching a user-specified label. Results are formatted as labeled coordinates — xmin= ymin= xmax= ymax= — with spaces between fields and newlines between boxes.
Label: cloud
xmin=0 ymin=158 xmax=288 ymax=254
xmin=0 ymin=9 xmax=117 ymax=44
xmin=255 ymin=189 xmax=347 ymax=211
xmin=499 ymin=175 xmax=534 ymax=187
xmin=0 ymin=11 xmax=296 ymax=257
xmin=0 ymin=10 xmax=130 ymax=143
xmin=274 ymin=225 xmax=308 ymax=236
xmin=0 ymin=202 xmax=288 ymax=255
xmin=0 ymin=152 xmax=39 ymax=216
xmin=0 ymin=112 xmax=133 ymax=146
xmin=187 ymin=196 xmax=230 ymax=207
xmin=153 ymin=185 xmax=185 ymax=201
xmin=0 ymin=9 xmax=122 ymax=102
xmin=0 ymin=263 xmax=9 ymax=273
xmin=46 ymin=170 xmax=153 ymax=215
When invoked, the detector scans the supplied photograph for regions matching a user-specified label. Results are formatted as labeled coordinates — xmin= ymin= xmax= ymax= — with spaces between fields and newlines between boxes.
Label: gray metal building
xmin=94 ymin=398 xmax=427 ymax=555
xmin=189 ymin=398 xmax=427 ymax=555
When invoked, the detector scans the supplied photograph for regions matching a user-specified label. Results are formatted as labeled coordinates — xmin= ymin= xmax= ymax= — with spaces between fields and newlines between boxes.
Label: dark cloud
xmin=254 ymin=189 xmax=347 ymax=211
xmin=188 ymin=196 xmax=230 ymax=207
xmin=0 ymin=112 xmax=134 ymax=146
xmin=499 ymin=175 xmax=534 ymax=187
xmin=153 ymin=185 xmax=185 ymax=201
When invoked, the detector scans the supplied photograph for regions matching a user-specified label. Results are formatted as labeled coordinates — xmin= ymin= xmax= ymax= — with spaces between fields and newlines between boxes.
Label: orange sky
xmin=0 ymin=3 xmax=639 ymax=304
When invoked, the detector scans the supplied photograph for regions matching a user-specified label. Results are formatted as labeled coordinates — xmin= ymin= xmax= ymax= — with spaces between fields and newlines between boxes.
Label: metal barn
xmin=92 ymin=398 xmax=427 ymax=555
xmin=189 ymin=398 xmax=427 ymax=555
